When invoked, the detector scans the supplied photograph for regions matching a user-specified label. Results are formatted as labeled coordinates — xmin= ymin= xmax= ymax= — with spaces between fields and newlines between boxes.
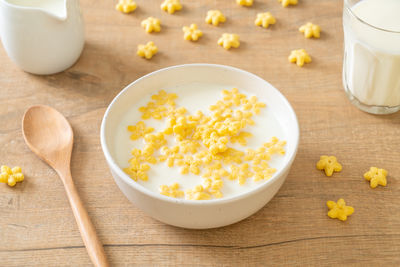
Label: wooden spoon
xmin=22 ymin=105 xmax=109 ymax=267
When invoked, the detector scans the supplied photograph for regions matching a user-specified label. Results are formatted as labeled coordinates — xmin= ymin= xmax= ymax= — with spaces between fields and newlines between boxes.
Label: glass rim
xmin=344 ymin=0 xmax=400 ymax=34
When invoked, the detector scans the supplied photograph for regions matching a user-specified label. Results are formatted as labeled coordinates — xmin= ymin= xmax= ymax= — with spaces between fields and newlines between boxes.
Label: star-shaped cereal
xmin=141 ymin=17 xmax=161 ymax=33
xmin=237 ymin=0 xmax=253 ymax=6
xmin=278 ymin=0 xmax=298 ymax=7
xmin=255 ymin=12 xmax=276 ymax=29
xmin=0 ymin=165 xmax=24 ymax=187
xmin=299 ymin=22 xmax=321 ymax=38
xmin=177 ymin=155 xmax=203 ymax=175
xmin=288 ymin=49 xmax=311 ymax=67
xmin=205 ymin=10 xmax=226 ymax=26
xmin=158 ymin=145 xmax=183 ymax=167
xmin=364 ymin=167 xmax=388 ymax=188
xmin=182 ymin=24 xmax=203 ymax=41
xmin=137 ymin=41 xmax=158 ymax=59
xmin=127 ymin=121 xmax=154 ymax=140
xmin=327 ymin=199 xmax=354 ymax=221
xmin=218 ymin=33 xmax=240 ymax=50
xmin=229 ymin=163 xmax=254 ymax=185
xmin=161 ymin=0 xmax=182 ymax=14
xmin=316 ymin=155 xmax=342 ymax=176
xmin=124 ymin=161 xmax=151 ymax=181
xmin=159 ymin=183 xmax=184 ymax=198
xmin=115 ymin=0 xmax=137 ymax=14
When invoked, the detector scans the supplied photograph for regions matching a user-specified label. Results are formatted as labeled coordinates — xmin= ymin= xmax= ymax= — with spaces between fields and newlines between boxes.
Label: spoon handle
xmin=61 ymin=170 xmax=110 ymax=267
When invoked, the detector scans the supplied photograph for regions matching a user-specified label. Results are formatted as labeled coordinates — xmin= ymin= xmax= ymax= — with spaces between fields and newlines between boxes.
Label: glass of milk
xmin=343 ymin=0 xmax=400 ymax=114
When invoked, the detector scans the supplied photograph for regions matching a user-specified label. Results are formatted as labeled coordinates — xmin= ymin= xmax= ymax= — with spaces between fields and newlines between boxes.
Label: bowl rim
xmin=100 ymin=63 xmax=299 ymax=206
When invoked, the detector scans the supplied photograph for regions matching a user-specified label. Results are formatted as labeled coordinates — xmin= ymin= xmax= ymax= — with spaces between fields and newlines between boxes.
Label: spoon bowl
xmin=22 ymin=105 xmax=109 ymax=267
xmin=22 ymin=105 xmax=73 ymax=172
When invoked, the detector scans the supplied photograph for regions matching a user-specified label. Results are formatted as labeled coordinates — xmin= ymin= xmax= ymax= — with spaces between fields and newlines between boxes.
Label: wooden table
xmin=1 ymin=0 xmax=399 ymax=266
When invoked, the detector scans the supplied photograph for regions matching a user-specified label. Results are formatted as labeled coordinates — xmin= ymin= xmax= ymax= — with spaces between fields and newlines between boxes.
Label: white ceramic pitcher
xmin=0 ymin=0 xmax=85 ymax=75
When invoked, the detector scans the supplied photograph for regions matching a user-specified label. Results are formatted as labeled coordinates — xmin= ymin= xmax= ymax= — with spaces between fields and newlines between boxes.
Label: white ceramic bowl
xmin=101 ymin=64 xmax=299 ymax=229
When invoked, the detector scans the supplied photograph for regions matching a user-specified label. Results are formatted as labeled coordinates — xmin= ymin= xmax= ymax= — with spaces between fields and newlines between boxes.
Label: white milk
xmin=114 ymin=83 xmax=287 ymax=199
xmin=343 ymin=0 xmax=400 ymax=110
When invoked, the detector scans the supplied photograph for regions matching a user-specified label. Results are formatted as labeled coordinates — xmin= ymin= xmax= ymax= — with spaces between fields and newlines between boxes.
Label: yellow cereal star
xmin=186 ymin=185 xmax=211 ymax=200
xmin=327 ymin=199 xmax=354 ymax=221
xmin=255 ymin=12 xmax=276 ymax=28
xmin=158 ymin=146 xmax=183 ymax=167
xmin=205 ymin=10 xmax=226 ymax=26
xmin=299 ymin=22 xmax=321 ymax=38
xmin=364 ymin=167 xmax=388 ymax=188
xmin=278 ymin=0 xmax=298 ymax=7
xmin=0 ymin=165 xmax=24 ymax=187
xmin=141 ymin=17 xmax=161 ymax=33
xmin=127 ymin=121 xmax=154 ymax=140
xmin=288 ymin=49 xmax=311 ymax=67
xmin=115 ymin=0 xmax=137 ymax=14
xmin=159 ymin=183 xmax=184 ymax=198
xmin=137 ymin=41 xmax=158 ymax=59
xmin=177 ymin=155 xmax=203 ymax=175
xmin=237 ymin=0 xmax=253 ymax=6
xmin=316 ymin=155 xmax=342 ymax=176
xmin=218 ymin=33 xmax=240 ymax=50
xmin=124 ymin=160 xmax=151 ymax=181
xmin=161 ymin=0 xmax=182 ymax=14
xmin=182 ymin=24 xmax=203 ymax=41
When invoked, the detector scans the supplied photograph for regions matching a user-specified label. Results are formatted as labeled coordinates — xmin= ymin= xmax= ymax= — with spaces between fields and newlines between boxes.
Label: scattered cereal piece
xmin=158 ymin=146 xmax=183 ymax=167
xmin=255 ymin=12 xmax=276 ymax=29
xmin=137 ymin=41 xmax=158 ymax=60
xmin=160 ymin=183 xmax=185 ymax=198
xmin=278 ymin=0 xmax=298 ymax=7
xmin=364 ymin=167 xmax=388 ymax=188
xmin=299 ymin=22 xmax=321 ymax=38
xmin=0 ymin=165 xmax=24 ymax=187
xmin=205 ymin=10 xmax=226 ymax=26
xmin=237 ymin=0 xmax=253 ymax=6
xmin=186 ymin=185 xmax=211 ymax=200
xmin=182 ymin=24 xmax=203 ymax=42
xmin=229 ymin=163 xmax=254 ymax=185
xmin=177 ymin=155 xmax=203 ymax=175
xmin=231 ymin=131 xmax=253 ymax=146
xmin=316 ymin=156 xmax=342 ymax=177
xmin=327 ymin=199 xmax=354 ymax=221
xmin=127 ymin=121 xmax=154 ymax=140
xmin=124 ymin=162 xmax=150 ymax=181
xmin=218 ymin=33 xmax=240 ymax=50
xmin=202 ymin=178 xmax=223 ymax=198
xmin=264 ymin=136 xmax=286 ymax=155
xmin=115 ymin=0 xmax=137 ymax=14
xmin=288 ymin=49 xmax=311 ymax=67
xmin=161 ymin=0 xmax=182 ymax=14
xmin=141 ymin=17 xmax=161 ymax=33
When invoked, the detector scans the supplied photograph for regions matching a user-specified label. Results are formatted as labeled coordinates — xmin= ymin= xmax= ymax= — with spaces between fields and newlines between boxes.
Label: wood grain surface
xmin=1 ymin=0 xmax=399 ymax=266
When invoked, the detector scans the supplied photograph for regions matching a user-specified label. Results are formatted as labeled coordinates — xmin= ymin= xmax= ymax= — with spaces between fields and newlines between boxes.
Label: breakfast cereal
xmin=205 ymin=10 xmax=226 ymax=26
xmin=141 ymin=17 xmax=161 ymax=33
xmin=299 ymin=22 xmax=321 ymax=38
xmin=237 ymin=0 xmax=253 ymax=7
xmin=0 ymin=165 xmax=24 ymax=187
xmin=218 ymin=33 xmax=240 ymax=50
xmin=278 ymin=0 xmax=298 ymax=7
xmin=364 ymin=167 xmax=388 ymax=188
xmin=116 ymin=84 xmax=287 ymax=200
xmin=137 ymin=41 xmax=158 ymax=59
xmin=316 ymin=155 xmax=342 ymax=176
xmin=161 ymin=0 xmax=182 ymax=14
xmin=288 ymin=49 xmax=312 ymax=67
xmin=255 ymin=12 xmax=276 ymax=29
xmin=115 ymin=0 xmax=137 ymax=13
xmin=183 ymin=24 xmax=203 ymax=41
xmin=327 ymin=198 xmax=354 ymax=221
